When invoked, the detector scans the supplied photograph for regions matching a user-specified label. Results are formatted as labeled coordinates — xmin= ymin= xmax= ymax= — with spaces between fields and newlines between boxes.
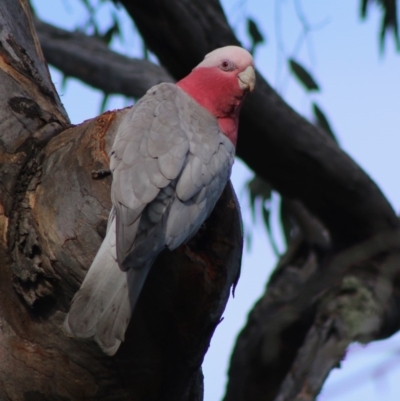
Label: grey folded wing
xmin=110 ymin=83 xmax=235 ymax=271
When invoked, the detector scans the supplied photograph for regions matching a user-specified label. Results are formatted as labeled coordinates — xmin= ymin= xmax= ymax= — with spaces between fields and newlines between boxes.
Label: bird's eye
xmin=219 ymin=59 xmax=235 ymax=71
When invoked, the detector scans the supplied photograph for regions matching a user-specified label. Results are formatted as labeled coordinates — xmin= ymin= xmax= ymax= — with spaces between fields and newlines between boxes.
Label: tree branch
xmin=34 ymin=18 xmax=174 ymax=99
xmin=273 ymin=249 xmax=400 ymax=401
xmin=0 ymin=0 xmax=69 ymax=216
xmin=224 ymin=229 xmax=400 ymax=401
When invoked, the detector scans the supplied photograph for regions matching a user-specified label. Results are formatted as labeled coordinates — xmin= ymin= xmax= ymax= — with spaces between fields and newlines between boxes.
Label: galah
xmin=64 ymin=46 xmax=255 ymax=355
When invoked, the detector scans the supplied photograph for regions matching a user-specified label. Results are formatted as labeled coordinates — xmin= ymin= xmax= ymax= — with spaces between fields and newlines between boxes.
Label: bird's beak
xmin=238 ymin=66 xmax=256 ymax=92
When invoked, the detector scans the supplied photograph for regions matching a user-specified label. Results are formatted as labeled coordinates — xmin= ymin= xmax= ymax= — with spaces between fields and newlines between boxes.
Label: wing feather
xmin=110 ymin=83 xmax=235 ymax=271
xmin=145 ymin=156 xmax=170 ymax=188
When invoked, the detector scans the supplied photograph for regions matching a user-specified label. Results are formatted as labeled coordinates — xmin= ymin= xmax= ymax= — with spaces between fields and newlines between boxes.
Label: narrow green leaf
xmin=279 ymin=199 xmax=293 ymax=246
xmin=248 ymin=184 xmax=257 ymax=223
xmin=289 ymin=59 xmax=320 ymax=92
xmin=246 ymin=175 xmax=281 ymax=253
xmin=92 ymin=21 xmax=100 ymax=37
xmin=247 ymin=18 xmax=265 ymax=56
xmin=380 ymin=17 xmax=387 ymax=53
xmin=247 ymin=176 xmax=272 ymax=200
xmin=379 ymin=5 xmax=400 ymax=52
xmin=312 ymin=103 xmax=338 ymax=143
xmin=245 ymin=232 xmax=252 ymax=252
xmin=102 ymin=27 xmax=114 ymax=45
xmin=143 ymin=42 xmax=149 ymax=60
xmin=100 ymin=94 xmax=109 ymax=113
xmin=247 ymin=175 xmax=272 ymax=223
xmin=361 ymin=0 xmax=369 ymax=18
xmin=248 ymin=18 xmax=264 ymax=44
xmin=81 ymin=0 xmax=94 ymax=13
xmin=362 ymin=0 xmax=400 ymax=53
xmin=261 ymin=203 xmax=270 ymax=229
xmin=101 ymin=21 xmax=119 ymax=45
xmin=262 ymin=205 xmax=280 ymax=256
xmin=112 ymin=11 xmax=124 ymax=42
xmin=61 ymin=74 xmax=68 ymax=92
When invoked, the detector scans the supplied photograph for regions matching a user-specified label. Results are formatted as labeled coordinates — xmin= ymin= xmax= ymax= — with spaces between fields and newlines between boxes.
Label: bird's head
xmin=195 ymin=46 xmax=255 ymax=93
xmin=177 ymin=46 xmax=256 ymax=144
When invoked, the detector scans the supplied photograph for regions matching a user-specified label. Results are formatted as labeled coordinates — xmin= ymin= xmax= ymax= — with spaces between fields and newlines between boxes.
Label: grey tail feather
xmin=63 ymin=223 xmax=151 ymax=356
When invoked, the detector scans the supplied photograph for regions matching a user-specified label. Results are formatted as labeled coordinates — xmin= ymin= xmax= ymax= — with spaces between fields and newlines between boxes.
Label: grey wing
xmin=165 ymin=133 xmax=235 ymax=249
xmin=110 ymin=84 xmax=189 ymax=270
xmin=110 ymin=83 xmax=235 ymax=270
xmin=164 ymin=90 xmax=236 ymax=249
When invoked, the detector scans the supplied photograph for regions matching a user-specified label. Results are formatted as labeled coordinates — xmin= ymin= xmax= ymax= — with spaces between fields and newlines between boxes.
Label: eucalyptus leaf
xmin=100 ymin=93 xmax=109 ymax=113
xmin=247 ymin=17 xmax=265 ymax=55
xmin=312 ymin=103 xmax=338 ymax=143
xmin=101 ymin=21 xmax=120 ymax=44
xmin=248 ymin=18 xmax=264 ymax=44
xmin=262 ymin=205 xmax=280 ymax=256
xmin=61 ymin=74 xmax=68 ymax=92
xmin=289 ymin=59 xmax=320 ymax=92
xmin=280 ymin=199 xmax=293 ymax=246
xmin=361 ymin=0 xmax=400 ymax=52
xmin=247 ymin=175 xmax=272 ymax=222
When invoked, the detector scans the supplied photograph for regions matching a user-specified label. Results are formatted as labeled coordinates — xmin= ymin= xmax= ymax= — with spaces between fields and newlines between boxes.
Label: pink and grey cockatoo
xmin=64 ymin=46 xmax=255 ymax=355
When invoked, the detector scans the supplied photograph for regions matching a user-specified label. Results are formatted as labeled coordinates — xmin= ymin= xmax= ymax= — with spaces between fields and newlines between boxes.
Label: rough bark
xmin=224 ymin=229 xmax=400 ymax=401
xmin=0 ymin=2 xmax=242 ymax=400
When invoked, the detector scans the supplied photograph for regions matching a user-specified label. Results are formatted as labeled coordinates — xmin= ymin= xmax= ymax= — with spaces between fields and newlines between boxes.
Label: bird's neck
xmin=177 ymin=68 xmax=245 ymax=145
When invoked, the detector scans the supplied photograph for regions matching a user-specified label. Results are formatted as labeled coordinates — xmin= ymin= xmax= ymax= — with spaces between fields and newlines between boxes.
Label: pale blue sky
xmin=32 ymin=1 xmax=400 ymax=400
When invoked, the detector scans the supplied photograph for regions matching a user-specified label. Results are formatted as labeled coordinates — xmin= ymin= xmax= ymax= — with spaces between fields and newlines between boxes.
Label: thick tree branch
xmin=272 ymin=249 xmax=400 ymax=401
xmin=0 ymin=0 xmax=69 ymax=217
xmin=34 ymin=19 xmax=174 ymax=99
xmin=224 ymin=229 xmax=400 ymax=401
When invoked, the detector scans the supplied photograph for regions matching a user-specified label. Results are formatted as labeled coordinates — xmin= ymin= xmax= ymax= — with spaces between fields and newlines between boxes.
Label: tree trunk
xmin=0 ymin=2 xmax=242 ymax=400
